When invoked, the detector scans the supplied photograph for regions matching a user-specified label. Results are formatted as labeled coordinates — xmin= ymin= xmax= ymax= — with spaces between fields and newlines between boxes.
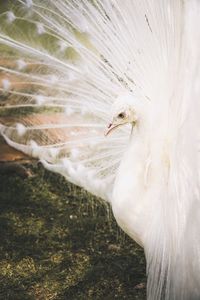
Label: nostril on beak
xmin=108 ymin=123 xmax=112 ymax=128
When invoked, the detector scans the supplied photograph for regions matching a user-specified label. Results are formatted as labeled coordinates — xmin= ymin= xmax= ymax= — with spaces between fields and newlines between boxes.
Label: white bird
xmin=0 ymin=1 xmax=200 ymax=299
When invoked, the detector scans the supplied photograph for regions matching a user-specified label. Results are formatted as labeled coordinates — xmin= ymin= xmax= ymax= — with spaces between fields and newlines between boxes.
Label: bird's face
xmin=105 ymin=97 xmax=138 ymax=136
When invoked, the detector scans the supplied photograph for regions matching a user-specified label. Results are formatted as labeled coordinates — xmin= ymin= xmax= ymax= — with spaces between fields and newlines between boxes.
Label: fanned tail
xmin=0 ymin=0 xmax=177 ymax=202
xmin=0 ymin=0 xmax=133 ymax=200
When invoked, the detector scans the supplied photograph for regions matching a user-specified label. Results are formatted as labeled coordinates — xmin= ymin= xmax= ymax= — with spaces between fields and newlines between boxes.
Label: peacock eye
xmin=118 ymin=112 xmax=125 ymax=119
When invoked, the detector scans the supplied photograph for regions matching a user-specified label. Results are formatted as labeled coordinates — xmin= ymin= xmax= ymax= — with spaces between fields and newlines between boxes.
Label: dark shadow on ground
xmin=0 ymin=162 xmax=146 ymax=299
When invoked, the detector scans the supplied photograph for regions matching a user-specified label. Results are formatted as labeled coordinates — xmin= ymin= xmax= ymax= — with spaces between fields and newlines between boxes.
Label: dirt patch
xmin=0 ymin=138 xmax=29 ymax=162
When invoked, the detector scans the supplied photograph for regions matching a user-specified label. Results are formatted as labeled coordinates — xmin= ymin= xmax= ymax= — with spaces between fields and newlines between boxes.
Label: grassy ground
xmin=0 ymin=162 xmax=146 ymax=299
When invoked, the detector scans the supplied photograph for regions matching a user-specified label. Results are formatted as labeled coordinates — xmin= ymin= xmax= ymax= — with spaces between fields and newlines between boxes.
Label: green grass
xmin=0 ymin=163 xmax=146 ymax=299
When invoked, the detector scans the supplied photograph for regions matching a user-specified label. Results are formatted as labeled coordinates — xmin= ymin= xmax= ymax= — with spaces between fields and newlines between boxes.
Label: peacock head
xmin=105 ymin=92 xmax=142 ymax=136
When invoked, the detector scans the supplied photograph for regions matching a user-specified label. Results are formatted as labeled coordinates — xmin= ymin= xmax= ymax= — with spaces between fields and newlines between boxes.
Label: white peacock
xmin=1 ymin=1 xmax=200 ymax=299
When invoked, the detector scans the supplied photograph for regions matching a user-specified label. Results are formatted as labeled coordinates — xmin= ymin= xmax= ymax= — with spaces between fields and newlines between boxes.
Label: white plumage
xmin=0 ymin=1 xmax=200 ymax=299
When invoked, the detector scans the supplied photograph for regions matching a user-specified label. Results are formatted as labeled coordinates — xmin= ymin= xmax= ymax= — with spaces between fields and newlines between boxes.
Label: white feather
xmin=2 ymin=79 xmax=11 ymax=91
xmin=16 ymin=123 xmax=27 ymax=136
xmin=7 ymin=11 xmax=16 ymax=23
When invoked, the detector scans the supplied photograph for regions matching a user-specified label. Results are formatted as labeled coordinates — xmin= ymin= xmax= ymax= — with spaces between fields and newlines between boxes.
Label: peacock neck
xmin=112 ymin=111 xmax=171 ymax=246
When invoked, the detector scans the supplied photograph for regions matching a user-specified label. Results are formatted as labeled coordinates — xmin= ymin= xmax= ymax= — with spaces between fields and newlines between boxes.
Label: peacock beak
xmin=104 ymin=122 xmax=121 ymax=136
